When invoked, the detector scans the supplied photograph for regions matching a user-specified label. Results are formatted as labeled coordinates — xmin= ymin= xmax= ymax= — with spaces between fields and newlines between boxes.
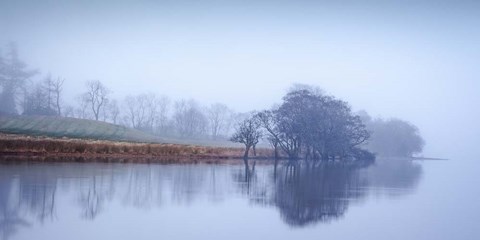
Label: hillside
xmin=0 ymin=115 xmax=244 ymax=148
xmin=0 ymin=115 xmax=162 ymax=143
xmin=0 ymin=116 xmax=272 ymax=160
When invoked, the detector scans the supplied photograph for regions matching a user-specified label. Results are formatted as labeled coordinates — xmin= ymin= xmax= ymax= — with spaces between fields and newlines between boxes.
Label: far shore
xmin=411 ymin=157 xmax=449 ymax=161
xmin=0 ymin=133 xmax=436 ymax=164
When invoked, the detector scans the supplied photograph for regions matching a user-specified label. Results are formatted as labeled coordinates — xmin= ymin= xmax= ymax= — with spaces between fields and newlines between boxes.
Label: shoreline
xmin=0 ymin=133 xmax=273 ymax=163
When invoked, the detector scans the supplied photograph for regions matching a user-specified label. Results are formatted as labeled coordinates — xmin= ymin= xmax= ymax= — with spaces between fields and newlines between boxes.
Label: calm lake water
xmin=0 ymin=158 xmax=479 ymax=240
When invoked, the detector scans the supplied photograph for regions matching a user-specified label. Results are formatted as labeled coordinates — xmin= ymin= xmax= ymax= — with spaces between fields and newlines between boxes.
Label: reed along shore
xmin=0 ymin=133 xmax=272 ymax=163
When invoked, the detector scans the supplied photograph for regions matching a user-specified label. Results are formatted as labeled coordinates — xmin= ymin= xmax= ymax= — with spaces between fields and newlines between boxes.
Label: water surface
xmin=0 ymin=158 xmax=478 ymax=240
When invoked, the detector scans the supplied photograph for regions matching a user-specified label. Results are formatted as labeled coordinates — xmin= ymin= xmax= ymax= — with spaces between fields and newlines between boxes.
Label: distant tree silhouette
xmin=359 ymin=111 xmax=425 ymax=157
xmin=257 ymin=86 xmax=371 ymax=162
xmin=0 ymin=43 xmax=37 ymax=115
xmin=206 ymin=103 xmax=233 ymax=139
xmin=173 ymin=99 xmax=208 ymax=137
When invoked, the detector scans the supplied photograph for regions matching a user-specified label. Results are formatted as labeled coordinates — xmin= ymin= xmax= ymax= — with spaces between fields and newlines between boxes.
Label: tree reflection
xmin=123 ymin=165 xmax=154 ymax=208
xmin=17 ymin=167 xmax=58 ymax=223
xmin=78 ymin=176 xmax=104 ymax=219
xmin=235 ymin=160 xmax=423 ymax=227
xmin=0 ymin=169 xmax=31 ymax=240
xmin=0 ymin=209 xmax=31 ymax=240
xmin=0 ymin=156 xmax=424 ymax=239
xmin=365 ymin=159 xmax=423 ymax=197
xmin=232 ymin=162 xmax=256 ymax=195
xmin=171 ymin=165 xmax=206 ymax=205
xmin=274 ymin=163 xmax=368 ymax=226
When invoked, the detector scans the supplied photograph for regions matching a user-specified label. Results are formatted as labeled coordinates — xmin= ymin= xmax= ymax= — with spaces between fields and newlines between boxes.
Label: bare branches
xmin=51 ymin=77 xmax=64 ymax=116
xmin=23 ymin=74 xmax=65 ymax=116
xmin=230 ymin=113 xmax=262 ymax=160
xmin=84 ymin=80 xmax=110 ymax=121
xmin=254 ymin=86 xmax=372 ymax=161
xmin=123 ymin=93 xmax=170 ymax=132
xmin=105 ymin=99 xmax=120 ymax=124
xmin=173 ymin=99 xmax=207 ymax=138
xmin=206 ymin=103 xmax=233 ymax=139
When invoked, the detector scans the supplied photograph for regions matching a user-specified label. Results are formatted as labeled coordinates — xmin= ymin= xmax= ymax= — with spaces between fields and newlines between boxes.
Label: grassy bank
xmin=0 ymin=115 xmax=246 ymax=147
xmin=0 ymin=115 xmax=272 ymax=163
xmin=0 ymin=115 xmax=160 ymax=142
xmin=0 ymin=133 xmax=272 ymax=161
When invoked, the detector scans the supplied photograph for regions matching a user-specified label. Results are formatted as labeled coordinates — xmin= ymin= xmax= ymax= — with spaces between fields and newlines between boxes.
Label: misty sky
xmin=1 ymin=0 xmax=479 ymax=158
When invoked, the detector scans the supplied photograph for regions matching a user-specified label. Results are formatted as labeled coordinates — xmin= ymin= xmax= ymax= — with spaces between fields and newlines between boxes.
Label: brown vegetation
xmin=0 ymin=133 xmax=273 ymax=162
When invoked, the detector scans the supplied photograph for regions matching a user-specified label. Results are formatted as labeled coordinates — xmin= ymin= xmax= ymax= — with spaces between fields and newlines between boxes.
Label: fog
xmin=1 ymin=0 xmax=479 ymax=159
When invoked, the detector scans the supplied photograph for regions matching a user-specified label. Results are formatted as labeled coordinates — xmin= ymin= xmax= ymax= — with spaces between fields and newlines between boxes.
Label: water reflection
xmin=231 ymin=160 xmax=422 ymax=226
xmin=275 ymin=164 xmax=367 ymax=226
xmin=0 ymin=174 xmax=30 ymax=240
xmin=0 ymin=158 xmax=422 ymax=239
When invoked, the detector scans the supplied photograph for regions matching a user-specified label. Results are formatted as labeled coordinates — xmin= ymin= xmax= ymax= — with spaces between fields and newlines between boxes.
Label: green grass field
xmin=0 ymin=115 xmax=244 ymax=147
xmin=0 ymin=115 xmax=162 ymax=143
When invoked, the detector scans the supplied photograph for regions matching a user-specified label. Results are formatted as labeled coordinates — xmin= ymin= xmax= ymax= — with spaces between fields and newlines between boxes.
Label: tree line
xmin=230 ymin=85 xmax=374 ymax=164
xmin=67 ymin=83 xmax=238 ymax=139
xmin=0 ymin=44 xmax=424 ymax=157
xmin=0 ymin=44 xmax=239 ymax=140
xmin=358 ymin=110 xmax=425 ymax=157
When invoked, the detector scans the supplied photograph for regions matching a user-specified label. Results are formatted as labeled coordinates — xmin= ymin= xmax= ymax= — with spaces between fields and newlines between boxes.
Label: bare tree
xmin=105 ymin=99 xmax=120 ymax=124
xmin=83 ymin=80 xmax=110 ymax=121
xmin=122 ymin=93 xmax=170 ymax=133
xmin=63 ymin=105 xmax=75 ymax=118
xmin=230 ymin=113 xmax=262 ymax=164
xmin=124 ymin=95 xmax=141 ymax=128
xmin=258 ymin=86 xmax=371 ymax=162
xmin=206 ymin=103 xmax=232 ymax=140
xmin=143 ymin=93 xmax=158 ymax=131
xmin=23 ymin=82 xmax=57 ymax=116
xmin=123 ymin=93 xmax=152 ymax=130
xmin=51 ymin=77 xmax=64 ymax=116
xmin=44 ymin=74 xmax=53 ymax=111
xmin=173 ymin=99 xmax=207 ymax=137
xmin=153 ymin=95 xmax=170 ymax=135
xmin=75 ymin=93 xmax=91 ymax=119
xmin=257 ymin=109 xmax=301 ymax=160
xmin=21 ymin=74 xmax=64 ymax=116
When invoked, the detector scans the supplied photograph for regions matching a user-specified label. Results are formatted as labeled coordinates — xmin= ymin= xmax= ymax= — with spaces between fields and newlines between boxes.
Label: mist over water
xmin=1 ymin=1 xmax=480 ymax=239
xmin=1 ymin=0 xmax=479 ymax=158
